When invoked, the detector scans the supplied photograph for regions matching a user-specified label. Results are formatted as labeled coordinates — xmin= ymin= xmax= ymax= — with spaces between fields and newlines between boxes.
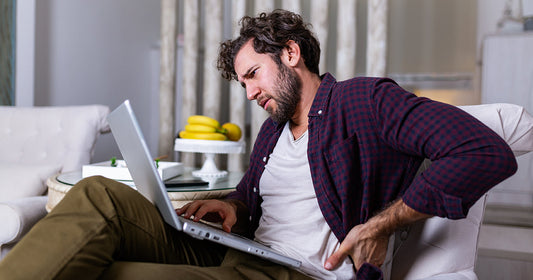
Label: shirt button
xmin=400 ymin=230 xmax=409 ymax=240
xmin=262 ymin=156 xmax=267 ymax=162
xmin=318 ymin=109 xmax=323 ymax=115
xmin=249 ymin=216 xmax=252 ymax=221
xmin=253 ymin=187 xmax=257 ymax=193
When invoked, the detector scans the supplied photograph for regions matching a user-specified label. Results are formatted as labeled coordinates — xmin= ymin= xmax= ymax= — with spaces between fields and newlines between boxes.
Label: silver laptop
xmin=107 ymin=100 xmax=301 ymax=268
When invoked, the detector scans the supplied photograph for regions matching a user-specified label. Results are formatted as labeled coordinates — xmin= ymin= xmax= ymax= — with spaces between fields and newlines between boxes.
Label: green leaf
xmin=110 ymin=156 xmax=117 ymax=167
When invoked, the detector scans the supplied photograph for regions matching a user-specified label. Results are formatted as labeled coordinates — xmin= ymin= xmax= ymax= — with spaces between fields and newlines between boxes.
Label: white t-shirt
xmin=254 ymin=122 xmax=355 ymax=279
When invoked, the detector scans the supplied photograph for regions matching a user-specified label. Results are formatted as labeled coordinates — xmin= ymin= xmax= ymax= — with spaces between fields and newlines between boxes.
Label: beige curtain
xmin=228 ymin=0 xmax=247 ymax=172
xmin=159 ymin=0 xmax=177 ymax=160
xmin=367 ymin=0 xmax=388 ymax=77
xmin=162 ymin=0 xmax=389 ymax=171
xmin=180 ymin=0 xmax=199 ymax=166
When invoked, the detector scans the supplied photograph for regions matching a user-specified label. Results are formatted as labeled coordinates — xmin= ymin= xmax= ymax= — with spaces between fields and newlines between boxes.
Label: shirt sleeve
xmin=356 ymin=262 xmax=384 ymax=280
xmin=369 ymin=79 xmax=517 ymax=218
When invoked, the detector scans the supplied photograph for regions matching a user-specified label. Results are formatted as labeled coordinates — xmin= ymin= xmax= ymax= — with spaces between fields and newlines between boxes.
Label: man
xmin=0 ymin=9 xmax=516 ymax=280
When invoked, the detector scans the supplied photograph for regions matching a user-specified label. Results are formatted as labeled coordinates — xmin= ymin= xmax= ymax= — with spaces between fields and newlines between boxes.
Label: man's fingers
xmin=192 ymin=201 xmax=221 ymax=221
xmin=196 ymin=202 xmax=237 ymax=232
xmin=221 ymin=212 xmax=237 ymax=233
xmin=175 ymin=202 xmax=192 ymax=215
xmin=325 ymin=247 xmax=349 ymax=270
xmin=183 ymin=201 xmax=203 ymax=219
xmin=175 ymin=200 xmax=237 ymax=233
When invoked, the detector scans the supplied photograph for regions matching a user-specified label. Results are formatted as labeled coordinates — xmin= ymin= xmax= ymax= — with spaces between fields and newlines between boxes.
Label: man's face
xmin=234 ymin=40 xmax=301 ymax=124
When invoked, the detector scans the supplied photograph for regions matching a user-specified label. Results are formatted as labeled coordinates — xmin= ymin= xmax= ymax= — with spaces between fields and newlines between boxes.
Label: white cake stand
xmin=174 ymin=138 xmax=246 ymax=178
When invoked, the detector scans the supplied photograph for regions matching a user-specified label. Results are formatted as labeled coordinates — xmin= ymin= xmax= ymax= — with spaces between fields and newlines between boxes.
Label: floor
xmin=475 ymin=205 xmax=533 ymax=280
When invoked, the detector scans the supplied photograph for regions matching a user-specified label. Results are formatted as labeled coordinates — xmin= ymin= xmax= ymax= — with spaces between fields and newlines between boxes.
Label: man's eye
xmin=250 ymin=69 xmax=257 ymax=78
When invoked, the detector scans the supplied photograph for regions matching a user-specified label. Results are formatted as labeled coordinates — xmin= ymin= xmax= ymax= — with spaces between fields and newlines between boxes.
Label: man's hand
xmin=324 ymin=198 xmax=431 ymax=271
xmin=176 ymin=199 xmax=239 ymax=233
xmin=325 ymin=221 xmax=389 ymax=270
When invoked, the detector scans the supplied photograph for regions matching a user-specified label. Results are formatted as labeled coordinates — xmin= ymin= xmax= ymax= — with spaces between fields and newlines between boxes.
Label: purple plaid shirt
xmin=227 ymin=73 xmax=516 ymax=278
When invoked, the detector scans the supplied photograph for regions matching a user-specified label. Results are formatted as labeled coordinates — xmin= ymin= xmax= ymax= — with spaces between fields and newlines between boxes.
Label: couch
xmin=388 ymin=103 xmax=533 ymax=279
xmin=0 ymin=105 xmax=110 ymax=259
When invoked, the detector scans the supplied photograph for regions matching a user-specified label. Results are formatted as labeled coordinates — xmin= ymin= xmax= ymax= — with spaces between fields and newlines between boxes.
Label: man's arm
xmin=371 ymin=80 xmax=517 ymax=218
xmin=325 ymin=198 xmax=431 ymax=270
xmin=323 ymin=79 xmax=516 ymax=276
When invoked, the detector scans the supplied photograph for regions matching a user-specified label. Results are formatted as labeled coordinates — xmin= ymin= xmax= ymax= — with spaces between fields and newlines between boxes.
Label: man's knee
xmin=72 ymin=175 xmax=131 ymax=196
xmin=59 ymin=175 xmax=137 ymax=210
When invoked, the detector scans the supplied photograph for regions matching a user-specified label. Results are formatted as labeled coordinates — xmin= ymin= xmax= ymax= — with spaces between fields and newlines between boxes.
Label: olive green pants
xmin=0 ymin=176 xmax=311 ymax=280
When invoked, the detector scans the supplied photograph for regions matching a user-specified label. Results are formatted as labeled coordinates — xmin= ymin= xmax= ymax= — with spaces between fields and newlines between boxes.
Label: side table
xmin=46 ymin=169 xmax=243 ymax=212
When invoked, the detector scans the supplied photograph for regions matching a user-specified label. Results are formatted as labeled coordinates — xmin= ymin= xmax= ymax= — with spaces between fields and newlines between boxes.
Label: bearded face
xmin=265 ymin=62 xmax=302 ymax=124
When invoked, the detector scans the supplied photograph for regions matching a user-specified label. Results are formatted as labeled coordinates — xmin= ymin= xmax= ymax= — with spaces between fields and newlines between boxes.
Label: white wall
xmin=477 ymin=0 xmax=511 ymax=50
xmin=477 ymin=0 xmax=531 ymax=45
xmin=34 ymin=0 xmax=161 ymax=162
xmin=476 ymin=0 xmax=527 ymax=105
xmin=15 ymin=0 xmax=35 ymax=107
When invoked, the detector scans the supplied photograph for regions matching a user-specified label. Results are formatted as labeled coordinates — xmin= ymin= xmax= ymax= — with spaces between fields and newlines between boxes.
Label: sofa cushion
xmin=0 ymin=162 xmax=61 ymax=201
xmin=458 ymin=103 xmax=533 ymax=156
xmin=0 ymin=105 xmax=110 ymax=172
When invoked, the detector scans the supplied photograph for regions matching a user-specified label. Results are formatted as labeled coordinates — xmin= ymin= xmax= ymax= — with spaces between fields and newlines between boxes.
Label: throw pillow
xmin=0 ymin=162 xmax=61 ymax=201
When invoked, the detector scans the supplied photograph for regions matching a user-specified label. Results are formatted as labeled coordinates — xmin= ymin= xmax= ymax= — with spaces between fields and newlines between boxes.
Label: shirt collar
xmin=308 ymin=72 xmax=337 ymax=117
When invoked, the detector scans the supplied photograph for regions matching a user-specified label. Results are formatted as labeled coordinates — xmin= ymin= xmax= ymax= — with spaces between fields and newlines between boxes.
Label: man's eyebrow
xmin=241 ymin=66 xmax=256 ymax=79
xmin=238 ymin=66 xmax=256 ymax=88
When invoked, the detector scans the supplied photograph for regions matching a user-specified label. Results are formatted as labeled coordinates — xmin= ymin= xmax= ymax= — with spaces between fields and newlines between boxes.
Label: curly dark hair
xmin=217 ymin=9 xmax=321 ymax=81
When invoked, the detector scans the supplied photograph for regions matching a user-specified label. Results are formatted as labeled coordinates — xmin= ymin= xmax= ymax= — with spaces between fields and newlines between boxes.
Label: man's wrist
xmin=368 ymin=198 xmax=432 ymax=236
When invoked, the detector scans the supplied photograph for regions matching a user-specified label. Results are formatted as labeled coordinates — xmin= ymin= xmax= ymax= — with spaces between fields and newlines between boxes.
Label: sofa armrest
xmin=458 ymin=103 xmax=533 ymax=156
xmin=0 ymin=196 xmax=48 ymax=245
xmin=416 ymin=270 xmax=477 ymax=280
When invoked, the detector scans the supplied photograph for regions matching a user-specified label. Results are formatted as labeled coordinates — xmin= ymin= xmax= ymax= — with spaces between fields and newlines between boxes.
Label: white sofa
xmin=0 ymin=105 xmax=110 ymax=259
xmin=388 ymin=103 xmax=533 ymax=280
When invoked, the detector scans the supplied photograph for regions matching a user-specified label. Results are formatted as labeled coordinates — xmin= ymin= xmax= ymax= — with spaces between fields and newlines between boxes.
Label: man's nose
xmin=246 ymin=85 xmax=260 ymax=100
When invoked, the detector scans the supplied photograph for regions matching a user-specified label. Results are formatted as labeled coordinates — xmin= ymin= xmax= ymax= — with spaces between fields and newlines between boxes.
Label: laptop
xmin=107 ymin=100 xmax=302 ymax=268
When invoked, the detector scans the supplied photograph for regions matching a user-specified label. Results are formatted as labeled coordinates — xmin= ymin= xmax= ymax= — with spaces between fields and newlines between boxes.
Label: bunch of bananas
xmin=178 ymin=115 xmax=242 ymax=141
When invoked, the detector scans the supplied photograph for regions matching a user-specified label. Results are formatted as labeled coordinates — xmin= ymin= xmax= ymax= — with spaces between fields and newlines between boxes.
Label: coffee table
xmin=46 ymin=168 xmax=243 ymax=212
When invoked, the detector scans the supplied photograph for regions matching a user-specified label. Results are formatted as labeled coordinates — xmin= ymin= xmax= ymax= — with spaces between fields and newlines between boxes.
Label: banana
xmin=187 ymin=115 xmax=220 ymax=128
xmin=179 ymin=130 xmax=227 ymax=141
xmin=185 ymin=124 xmax=227 ymax=134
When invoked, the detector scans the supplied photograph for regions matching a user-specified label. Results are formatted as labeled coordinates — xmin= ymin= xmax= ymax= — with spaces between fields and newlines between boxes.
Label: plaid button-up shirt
xmin=226 ymin=73 xmax=516 ymax=278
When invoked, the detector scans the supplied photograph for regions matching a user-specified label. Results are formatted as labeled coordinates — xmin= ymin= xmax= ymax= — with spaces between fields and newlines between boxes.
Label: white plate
xmin=174 ymin=138 xmax=245 ymax=154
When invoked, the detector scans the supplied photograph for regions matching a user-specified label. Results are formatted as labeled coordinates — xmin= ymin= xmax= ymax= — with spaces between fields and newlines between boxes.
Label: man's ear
xmin=282 ymin=40 xmax=301 ymax=67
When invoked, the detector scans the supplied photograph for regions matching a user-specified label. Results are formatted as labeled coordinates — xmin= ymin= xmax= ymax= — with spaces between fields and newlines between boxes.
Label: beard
xmin=266 ymin=63 xmax=302 ymax=124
